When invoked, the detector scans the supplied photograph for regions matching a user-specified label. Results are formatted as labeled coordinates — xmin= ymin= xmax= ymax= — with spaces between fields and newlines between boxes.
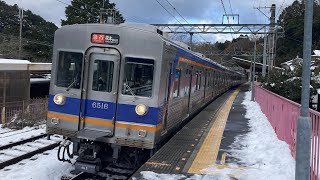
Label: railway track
xmin=0 ymin=128 xmax=37 ymax=138
xmin=0 ymin=134 xmax=47 ymax=151
xmin=0 ymin=135 xmax=60 ymax=169
xmin=0 ymin=129 xmax=15 ymax=135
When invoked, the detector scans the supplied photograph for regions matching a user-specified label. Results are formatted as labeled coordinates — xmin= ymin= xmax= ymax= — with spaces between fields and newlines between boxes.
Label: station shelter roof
xmin=0 ymin=59 xmax=51 ymax=73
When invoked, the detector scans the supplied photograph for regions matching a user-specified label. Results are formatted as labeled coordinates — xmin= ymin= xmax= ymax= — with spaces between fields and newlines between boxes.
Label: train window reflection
xmin=56 ymin=51 xmax=83 ymax=89
xmin=122 ymin=58 xmax=154 ymax=97
xmin=92 ymin=60 xmax=114 ymax=92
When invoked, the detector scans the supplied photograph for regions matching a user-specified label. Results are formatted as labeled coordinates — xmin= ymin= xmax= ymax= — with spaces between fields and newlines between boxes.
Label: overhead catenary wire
xmin=228 ymin=0 xmax=234 ymax=16
xmin=221 ymin=0 xmax=234 ymax=40
xmin=163 ymin=0 xmax=206 ymax=42
xmin=154 ymin=0 xmax=201 ymax=42
xmin=276 ymin=0 xmax=286 ymax=17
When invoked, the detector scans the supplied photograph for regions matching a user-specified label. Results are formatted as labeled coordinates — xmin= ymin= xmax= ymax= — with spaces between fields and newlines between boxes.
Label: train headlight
xmin=135 ymin=104 xmax=148 ymax=116
xmin=53 ymin=94 xmax=66 ymax=105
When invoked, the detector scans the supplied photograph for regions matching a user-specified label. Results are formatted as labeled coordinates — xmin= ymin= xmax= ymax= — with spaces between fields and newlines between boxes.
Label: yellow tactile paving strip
xmin=187 ymin=88 xmax=240 ymax=174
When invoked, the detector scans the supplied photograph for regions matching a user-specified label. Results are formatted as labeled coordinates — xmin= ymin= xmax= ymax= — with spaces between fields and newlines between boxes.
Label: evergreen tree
xmin=276 ymin=0 xmax=320 ymax=65
xmin=61 ymin=0 xmax=125 ymax=25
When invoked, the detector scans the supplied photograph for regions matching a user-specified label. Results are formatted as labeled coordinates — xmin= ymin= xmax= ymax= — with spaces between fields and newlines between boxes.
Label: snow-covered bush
xmin=259 ymin=62 xmax=320 ymax=106
xmin=5 ymin=98 xmax=47 ymax=129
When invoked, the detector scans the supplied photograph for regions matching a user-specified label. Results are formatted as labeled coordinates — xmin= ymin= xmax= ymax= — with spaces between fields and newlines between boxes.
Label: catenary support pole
xmin=295 ymin=0 xmax=313 ymax=179
xmin=251 ymin=36 xmax=256 ymax=101
xmin=189 ymin=32 xmax=193 ymax=50
xmin=262 ymin=30 xmax=267 ymax=77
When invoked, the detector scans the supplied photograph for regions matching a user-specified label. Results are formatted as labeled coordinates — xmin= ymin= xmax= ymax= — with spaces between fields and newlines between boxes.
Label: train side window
xmin=122 ymin=57 xmax=154 ymax=97
xmin=56 ymin=51 xmax=83 ymax=89
xmin=92 ymin=60 xmax=114 ymax=92
xmin=173 ymin=69 xmax=181 ymax=98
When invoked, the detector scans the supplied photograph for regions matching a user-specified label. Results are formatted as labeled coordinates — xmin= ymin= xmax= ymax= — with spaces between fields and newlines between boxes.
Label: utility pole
xmin=19 ymin=8 xmax=23 ymax=59
xmin=268 ymin=4 xmax=276 ymax=70
xmin=295 ymin=0 xmax=313 ymax=179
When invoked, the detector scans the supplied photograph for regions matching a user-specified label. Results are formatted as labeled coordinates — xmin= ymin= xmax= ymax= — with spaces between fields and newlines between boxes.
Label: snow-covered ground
xmin=0 ymin=147 xmax=74 ymax=180
xmin=0 ymin=125 xmax=73 ymax=180
xmin=140 ymin=91 xmax=295 ymax=180
xmin=0 ymin=125 xmax=46 ymax=146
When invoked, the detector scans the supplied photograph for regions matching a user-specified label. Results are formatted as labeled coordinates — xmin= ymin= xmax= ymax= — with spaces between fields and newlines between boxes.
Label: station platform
xmin=131 ymin=85 xmax=249 ymax=179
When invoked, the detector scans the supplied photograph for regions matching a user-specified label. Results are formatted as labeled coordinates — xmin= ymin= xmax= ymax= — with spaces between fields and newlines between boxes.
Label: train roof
xmin=57 ymin=23 xmax=243 ymax=75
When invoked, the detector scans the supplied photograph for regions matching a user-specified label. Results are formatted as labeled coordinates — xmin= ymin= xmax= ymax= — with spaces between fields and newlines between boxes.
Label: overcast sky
xmin=4 ymin=0 xmax=295 ymax=42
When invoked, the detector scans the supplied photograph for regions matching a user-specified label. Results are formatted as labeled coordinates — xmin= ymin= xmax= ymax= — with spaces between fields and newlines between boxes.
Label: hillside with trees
xmin=0 ymin=0 xmax=125 ymax=62
xmin=0 ymin=1 xmax=58 ymax=62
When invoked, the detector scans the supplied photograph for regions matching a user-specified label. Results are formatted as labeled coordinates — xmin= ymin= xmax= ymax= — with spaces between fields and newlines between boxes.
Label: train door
xmin=78 ymin=48 xmax=120 ymax=139
xmin=162 ymin=62 xmax=173 ymax=130
xmin=187 ymin=66 xmax=193 ymax=114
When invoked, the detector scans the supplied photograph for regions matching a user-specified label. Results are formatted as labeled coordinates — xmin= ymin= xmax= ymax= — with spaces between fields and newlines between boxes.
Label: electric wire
xmin=154 ymin=0 xmax=201 ymax=42
xmin=221 ymin=0 xmax=234 ymax=40
xmin=276 ymin=0 xmax=286 ymax=17
xmin=164 ymin=0 xmax=206 ymax=42
xmin=228 ymin=0 xmax=234 ymax=15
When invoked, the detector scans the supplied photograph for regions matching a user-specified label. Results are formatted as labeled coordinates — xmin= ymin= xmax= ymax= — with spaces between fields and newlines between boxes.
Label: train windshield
xmin=122 ymin=58 xmax=154 ymax=97
xmin=56 ymin=51 xmax=83 ymax=90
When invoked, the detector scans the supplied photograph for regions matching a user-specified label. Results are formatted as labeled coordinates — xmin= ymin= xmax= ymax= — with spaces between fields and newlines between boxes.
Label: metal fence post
xmin=295 ymin=0 xmax=313 ymax=179
xmin=1 ymin=106 xmax=5 ymax=125
xmin=22 ymin=100 xmax=24 ymax=129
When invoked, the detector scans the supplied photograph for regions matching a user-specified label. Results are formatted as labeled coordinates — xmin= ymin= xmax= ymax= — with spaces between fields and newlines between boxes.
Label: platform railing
xmin=255 ymin=83 xmax=320 ymax=180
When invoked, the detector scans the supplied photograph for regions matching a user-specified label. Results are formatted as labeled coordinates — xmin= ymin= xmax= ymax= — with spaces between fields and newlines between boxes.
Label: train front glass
xmin=56 ymin=51 xmax=83 ymax=89
xmin=122 ymin=57 xmax=155 ymax=97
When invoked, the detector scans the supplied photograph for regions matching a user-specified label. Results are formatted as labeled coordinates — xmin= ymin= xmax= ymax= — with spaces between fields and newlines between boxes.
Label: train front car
xmin=46 ymin=24 xmax=164 ymax=174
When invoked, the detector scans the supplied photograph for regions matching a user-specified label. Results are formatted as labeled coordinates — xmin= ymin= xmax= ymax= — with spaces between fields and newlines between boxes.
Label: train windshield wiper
xmin=66 ymin=76 xmax=78 ymax=91
xmin=123 ymin=82 xmax=136 ymax=97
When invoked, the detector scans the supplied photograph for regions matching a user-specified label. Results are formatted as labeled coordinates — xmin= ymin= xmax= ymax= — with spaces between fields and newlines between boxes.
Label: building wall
xmin=0 ymin=70 xmax=30 ymax=104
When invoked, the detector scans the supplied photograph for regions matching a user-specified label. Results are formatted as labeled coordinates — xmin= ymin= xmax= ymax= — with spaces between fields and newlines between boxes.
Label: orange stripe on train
xmin=47 ymin=112 xmax=162 ymax=132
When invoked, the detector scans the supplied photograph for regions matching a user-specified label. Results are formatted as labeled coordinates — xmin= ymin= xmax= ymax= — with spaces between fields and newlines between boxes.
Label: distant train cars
xmin=30 ymin=75 xmax=50 ymax=99
xmin=46 ymin=23 xmax=245 ymax=175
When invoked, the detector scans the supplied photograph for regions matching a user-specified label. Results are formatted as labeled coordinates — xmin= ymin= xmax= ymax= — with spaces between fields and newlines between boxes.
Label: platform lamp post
xmin=296 ymin=0 xmax=313 ymax=179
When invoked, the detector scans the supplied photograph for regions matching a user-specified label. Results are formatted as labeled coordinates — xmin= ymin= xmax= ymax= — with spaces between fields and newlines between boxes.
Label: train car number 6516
xmin=92 ymin=102 xmax=108 ymax=110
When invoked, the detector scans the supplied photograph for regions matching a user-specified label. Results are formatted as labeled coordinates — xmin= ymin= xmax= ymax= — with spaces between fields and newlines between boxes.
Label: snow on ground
xmin=140 ymin=91 xmax=295 ymax=180
xmin=0 ymin=125 xmax=46 ymax=146
xmin=139 ymin=171 xmax=230 ymax=180
xmin=0 ymin=123 xmax=74 ymax=180
xmin=0 ymin=147 xmax=74 ymax=180
xmin=314 ymin=50 xmax=320 ymax=56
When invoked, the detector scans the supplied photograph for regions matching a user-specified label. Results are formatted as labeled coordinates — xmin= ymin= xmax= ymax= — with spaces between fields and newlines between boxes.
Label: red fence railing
xmin=255 ymin=84 xmax=320 ymax=180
